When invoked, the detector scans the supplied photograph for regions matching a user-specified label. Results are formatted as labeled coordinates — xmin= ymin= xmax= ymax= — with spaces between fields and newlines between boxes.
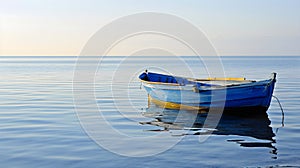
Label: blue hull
xmin=139 ymin=71 xmax=276 ymax=112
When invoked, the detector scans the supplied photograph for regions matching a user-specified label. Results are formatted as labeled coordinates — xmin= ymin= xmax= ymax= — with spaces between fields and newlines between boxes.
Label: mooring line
xmin=272 ymin=95 xmax=285 ymax=134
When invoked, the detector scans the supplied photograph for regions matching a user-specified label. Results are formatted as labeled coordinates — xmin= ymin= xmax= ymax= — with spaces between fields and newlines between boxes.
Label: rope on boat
xmin=272 ymin=95 xmax=285 ymax=134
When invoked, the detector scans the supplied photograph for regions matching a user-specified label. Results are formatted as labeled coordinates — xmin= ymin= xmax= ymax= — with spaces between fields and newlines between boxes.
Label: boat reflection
xmin=140 ymin=103 xmax=277 ymax=157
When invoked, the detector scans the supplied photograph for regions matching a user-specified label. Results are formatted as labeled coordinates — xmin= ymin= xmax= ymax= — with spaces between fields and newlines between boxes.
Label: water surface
xmin=0 ymin=56 xmax=299 ymax=167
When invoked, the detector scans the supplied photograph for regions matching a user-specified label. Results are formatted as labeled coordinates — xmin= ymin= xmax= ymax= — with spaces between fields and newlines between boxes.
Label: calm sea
xmin=0 ymin=56 xmax=299 ymax=167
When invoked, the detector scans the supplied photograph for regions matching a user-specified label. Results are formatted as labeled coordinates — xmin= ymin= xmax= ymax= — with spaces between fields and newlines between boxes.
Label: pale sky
xmin=0 ymin=0 xmax=299 ymax=56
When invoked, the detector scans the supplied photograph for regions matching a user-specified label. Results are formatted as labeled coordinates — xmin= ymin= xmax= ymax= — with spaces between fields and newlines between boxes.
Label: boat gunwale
xmin=139 ymin=79 xmax=181 ymax=86
xmin=140 ymin=78 xmax=274 ymax=90
xmin=139 ymin=78 xmax=253 ymax=87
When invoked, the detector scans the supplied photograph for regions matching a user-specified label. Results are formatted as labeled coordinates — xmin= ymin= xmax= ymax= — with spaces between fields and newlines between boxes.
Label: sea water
xmin=0 ymin=56 xmax=299 ymax=167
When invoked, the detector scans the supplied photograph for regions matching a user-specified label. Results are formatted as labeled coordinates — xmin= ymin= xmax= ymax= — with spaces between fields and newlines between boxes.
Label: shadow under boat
xmin=140 ymin=103 xmax=277 ymax=156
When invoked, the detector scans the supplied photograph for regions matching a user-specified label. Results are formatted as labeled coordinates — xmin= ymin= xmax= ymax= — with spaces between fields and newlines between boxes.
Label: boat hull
xmin=140 ymin=72 xmax=276 ymax=112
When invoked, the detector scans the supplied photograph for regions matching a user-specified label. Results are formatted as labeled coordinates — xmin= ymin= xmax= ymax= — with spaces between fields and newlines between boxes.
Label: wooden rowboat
xmin=139 ymin=70 xmax=276 ymax=112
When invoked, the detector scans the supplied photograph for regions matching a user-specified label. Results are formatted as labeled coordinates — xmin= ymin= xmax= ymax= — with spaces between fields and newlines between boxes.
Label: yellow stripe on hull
xmin=148 ymin=95 xmax=208 ymax=112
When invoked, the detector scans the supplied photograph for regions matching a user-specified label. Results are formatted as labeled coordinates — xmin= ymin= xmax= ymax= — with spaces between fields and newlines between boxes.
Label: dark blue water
xmin=0 ymin=56 xmax=299 ymax=167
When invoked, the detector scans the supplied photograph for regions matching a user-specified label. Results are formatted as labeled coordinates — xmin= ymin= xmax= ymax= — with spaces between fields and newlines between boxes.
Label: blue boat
xmin=139 ymin=70 xmax=276 ymax=112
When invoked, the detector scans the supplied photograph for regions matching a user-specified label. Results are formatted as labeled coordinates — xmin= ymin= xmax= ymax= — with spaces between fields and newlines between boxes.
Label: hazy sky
xmin=0 ymin=0 xmax=299 ymax=56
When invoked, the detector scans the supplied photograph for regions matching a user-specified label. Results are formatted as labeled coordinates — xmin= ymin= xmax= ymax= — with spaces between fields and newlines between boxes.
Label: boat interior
xmin=139 ymin=71 xmax=256 ymax=87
